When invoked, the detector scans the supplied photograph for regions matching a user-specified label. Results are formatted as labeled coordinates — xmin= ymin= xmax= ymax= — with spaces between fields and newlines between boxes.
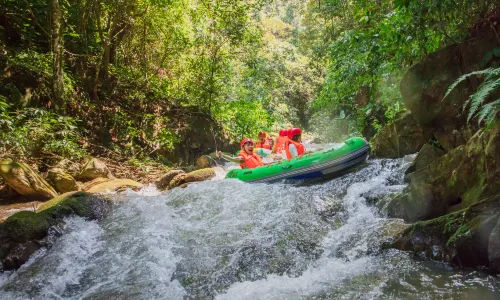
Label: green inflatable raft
xmin=225 ymin=137 xmax=370 ymax=183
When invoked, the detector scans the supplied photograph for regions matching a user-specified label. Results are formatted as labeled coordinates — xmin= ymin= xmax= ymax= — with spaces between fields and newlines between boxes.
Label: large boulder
xmin=391 ymin=195 xmax=500 ymax=273
xmin=0 ymin=192 xmax=112 ymax=270
xmin=155 ymin=169 xmax=185 ymax=190
xmin=48 ymin=168 xmax=79 ymax=193
xmin=388 ymin=124 xmax=500 ymax=222
xmin=400 ymin=29 xmax=499 ymax=151
xmin=371 ymin=111 xmax=431 ymax=158
xmin=77 ymin=158 xmax=114 ymax=181
xmin=184 ymin=168 xmax=216 ymax=183
xmin=0 ymin=160 xmax=57 ymax=201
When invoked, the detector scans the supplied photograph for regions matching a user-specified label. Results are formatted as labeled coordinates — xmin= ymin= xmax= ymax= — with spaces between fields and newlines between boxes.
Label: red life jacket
xmin=256 ymin=138 xmax=272 ymax=150
xmin=238 ymin=151 xmax=264 ymax=169
xmin=289 ymin=139 xmax=305 ymax=156
xmin=274 ymin=136 xmax=290 ymax=158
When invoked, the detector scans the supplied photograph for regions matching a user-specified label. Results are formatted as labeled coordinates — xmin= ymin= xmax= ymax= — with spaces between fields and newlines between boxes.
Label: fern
xmin=444 ymin=67 xmax=500 ymax=126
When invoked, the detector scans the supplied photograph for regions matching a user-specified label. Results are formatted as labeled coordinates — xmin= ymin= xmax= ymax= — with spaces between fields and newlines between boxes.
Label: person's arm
xmin=216 ymin=151 xmax=244 ymax=163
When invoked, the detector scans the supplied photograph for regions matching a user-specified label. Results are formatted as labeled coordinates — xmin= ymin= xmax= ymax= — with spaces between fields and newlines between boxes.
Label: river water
xmin=0 ymin=158 xmax=499 ymax=299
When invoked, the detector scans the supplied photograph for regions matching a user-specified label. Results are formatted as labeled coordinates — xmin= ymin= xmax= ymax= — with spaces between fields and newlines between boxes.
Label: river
xmin=0 ymin=157 xmax=499 ymax=299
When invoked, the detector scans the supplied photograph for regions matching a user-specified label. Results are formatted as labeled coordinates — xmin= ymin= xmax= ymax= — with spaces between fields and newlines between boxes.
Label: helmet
xmin=279 ymin=129 xmax=285 ymax=137
xmin=240 ymin=138 xmax=254 ymax=148
xmin=286 ymin=129 xmax=292 ymax=139
xmin=258 ymin=132 xmax=266 ymax=137
xmin=290 ymin=128 xmax=302 ymax=138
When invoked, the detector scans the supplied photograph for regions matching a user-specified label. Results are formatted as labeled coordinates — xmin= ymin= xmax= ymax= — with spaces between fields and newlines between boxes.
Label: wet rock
xmin=184 ymin=168 xmax=216 ymax=183
xmin=405 ymin=143 xmax=445 ymax=175
xmin=0 ymin=160 xmax=58 ymax=201
xmin=156 ymin=169 xmax=185 ymax=190
xmin=388 ymin=124 xmax=500 ymax=222
xmin=400 ymin=29 xmax=500 ymax=151
xmin=371 ymin=111 xmax=431 ymax=158
xmin=55 ymin=159 xmax=81 ymax=177
xmin=48 ymin=168 xmax=79 ymax=193
xmin=77 ymin=158 xmax=114 ymax=181
xmin=85 ymin=179 xmax=143 ymax=193
xmin=168 ymin=174 xmax=187 ymax=189
xmin=0 ymin=191 xmax=112 ymax=270
xmin=80 ymin=177 xmax=110 ymax=191
xmin=488 ymin=218 xmax=500 ymax=273
xmin=391 ymin=195 xmax=500 ymax=272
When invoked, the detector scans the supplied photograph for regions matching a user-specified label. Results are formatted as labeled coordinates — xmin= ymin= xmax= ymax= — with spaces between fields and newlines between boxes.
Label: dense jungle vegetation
xmin=0 ymin=0 xmax=498 ymax=165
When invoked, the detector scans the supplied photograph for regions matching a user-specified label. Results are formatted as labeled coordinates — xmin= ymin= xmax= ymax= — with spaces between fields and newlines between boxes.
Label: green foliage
xmin=0 ymin=101 xmax=87 ymax=159
xmin=444 ymin=67 xmax=500 ymax=126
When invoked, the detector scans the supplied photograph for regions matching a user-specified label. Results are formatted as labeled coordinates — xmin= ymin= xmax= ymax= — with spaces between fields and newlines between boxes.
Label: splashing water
xmin=1 ymin=158 xmax=498 ymax=299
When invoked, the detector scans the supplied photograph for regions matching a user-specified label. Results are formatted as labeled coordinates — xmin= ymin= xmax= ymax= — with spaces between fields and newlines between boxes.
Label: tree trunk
xmin=50 ymin=0 xmax=65 ymax=113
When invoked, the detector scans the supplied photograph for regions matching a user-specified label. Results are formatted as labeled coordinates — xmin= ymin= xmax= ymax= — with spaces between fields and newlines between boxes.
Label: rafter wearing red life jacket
xmin=288 ymin=139 xmax=305 ymax=156
xmin=256 ymin=138 xmax=273 ymax=150
xmin=274 ymin=134 xmax=290 ymax=158
xmin=238 ymin=151 xmax=264 ymax=169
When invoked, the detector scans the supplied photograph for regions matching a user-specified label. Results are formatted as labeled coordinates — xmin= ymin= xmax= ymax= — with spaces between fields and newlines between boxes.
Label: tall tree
xmin=50 ymin=0 xmax=65 ymax=113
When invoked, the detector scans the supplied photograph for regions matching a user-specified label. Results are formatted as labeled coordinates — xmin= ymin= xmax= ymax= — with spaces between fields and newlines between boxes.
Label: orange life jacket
xmin=256 ymin=138 xmax=272 ymax=150
xmin=289 ymin=139 xmax=305 ymax=156
xmin=274 ymin=136 xmax=291 ymax=159
xmin=238 ymin=151 xmax=264 ymax=169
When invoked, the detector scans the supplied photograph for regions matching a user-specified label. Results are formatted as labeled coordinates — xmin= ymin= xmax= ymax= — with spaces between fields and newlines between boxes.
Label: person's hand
xmin=216 ymin=151 xmax=221 ymax=158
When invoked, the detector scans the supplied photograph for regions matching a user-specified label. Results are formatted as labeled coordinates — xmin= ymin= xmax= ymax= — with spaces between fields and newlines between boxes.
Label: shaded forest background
xmin=0 ymin=0 xmax=498 ymax=166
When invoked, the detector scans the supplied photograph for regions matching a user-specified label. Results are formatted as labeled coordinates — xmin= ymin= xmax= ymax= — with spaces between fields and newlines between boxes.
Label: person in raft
xmin=287 ymin=127 xmax=305 ymax=158
xmin=273 ymin=129 xmax=289 ymax=156
xmin=255 ymin=132 xmax=273 ymax=150
xmin=216 ymin=138 xmax=275 ymax=169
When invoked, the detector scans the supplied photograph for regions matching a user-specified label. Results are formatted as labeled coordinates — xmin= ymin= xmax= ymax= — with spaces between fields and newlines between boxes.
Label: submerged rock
xmin=0 ymin=191 xmax=112 ymax=270
xmin=168 ymin=173 xmax=187 ymax=189
xmin=77 ymin=158 xmax=114 ymax=181
xmin=156 ymin=169 xmax=185 ymax=190
xmin=371 ymin=111 xmax=431 ymax=158
xmin=391 ymin=195 xmax=500 ymax=273
xmin=48 ymin=168 xmax=79 ymax=193
xmin=0 ymin=160 xmax=58 ymax=201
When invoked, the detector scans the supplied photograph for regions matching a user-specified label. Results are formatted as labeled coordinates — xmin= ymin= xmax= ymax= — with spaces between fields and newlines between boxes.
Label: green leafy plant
xmin=444 ymin=67 xmax=500 ymax=126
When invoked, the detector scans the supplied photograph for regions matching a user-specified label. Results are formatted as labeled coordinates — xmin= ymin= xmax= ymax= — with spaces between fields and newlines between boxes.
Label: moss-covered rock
xmin=156 ymin=169 xmax=185 ymax=190
xmin=391 ymin=195 xmax=500 ymax=272
xmin=55 ymin=159 xmax=81 ymax=177
xmin=80 ymin=177 xmax=110 ymax=191
xmin=405 ymin=143 xmax=445 ymax=175
xmin=184 ymin=168 xmax=216 ymax=183
xmin=85 ymin=179 xmax=143 ymax=193
xmin=0 ymin=160 xmax=58 ymax=201
xmin=371 ymin=111 xmax=431 ymax=158
xmin=48 ymin=168 xmax=79 ymax=193
xmin=77 ymin=158 xmax=114 ymax=181
xmin=168 ymin=173 xmax=187 ymax=189
xmin=0 ymin=191 xmax=112 ymax=270
xmin=389 ymin=124 xmax=500 ymax=222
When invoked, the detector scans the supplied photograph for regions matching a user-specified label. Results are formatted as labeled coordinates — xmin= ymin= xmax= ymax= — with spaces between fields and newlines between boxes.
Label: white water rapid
xmin=1 ymin=158 xmax=499 ymax=299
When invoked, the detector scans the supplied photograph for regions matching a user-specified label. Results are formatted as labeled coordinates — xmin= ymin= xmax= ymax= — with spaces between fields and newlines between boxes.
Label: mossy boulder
xmin=77 ymin=158 xmax=114 ymax=181
xmin=391 ymin=195 xmax=500 ymax=273
xmin=405 ymin=143 xmax=445 ymax=175
xmin=184 ymin=168 xmax=216 ymax=183
xmin=168 ymin=173 xmax=187 ymax=189
xmin=0 ymin=160 xmax=58 ymax=201
xmin=388 ymin=125 xmax=500 ymax=222
xmin=400 ymin=29 xmax=500 ymax=150
xmin=48 ymin=168 xmax=79 ymax=193
xmin=371 ymin=111 xmax=431 ymax=158
xmin=85 ymin=179 xmax=143 ymax=193
xmin=55 ymin=159 xmax=81 ymax=177
xmin=80 ymin=177 xmax=111 ymax=191
xmin=0 ymin=191 xmax=112 ymax=270
xmin=156 ymin=169 xmax=185 ymax=190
